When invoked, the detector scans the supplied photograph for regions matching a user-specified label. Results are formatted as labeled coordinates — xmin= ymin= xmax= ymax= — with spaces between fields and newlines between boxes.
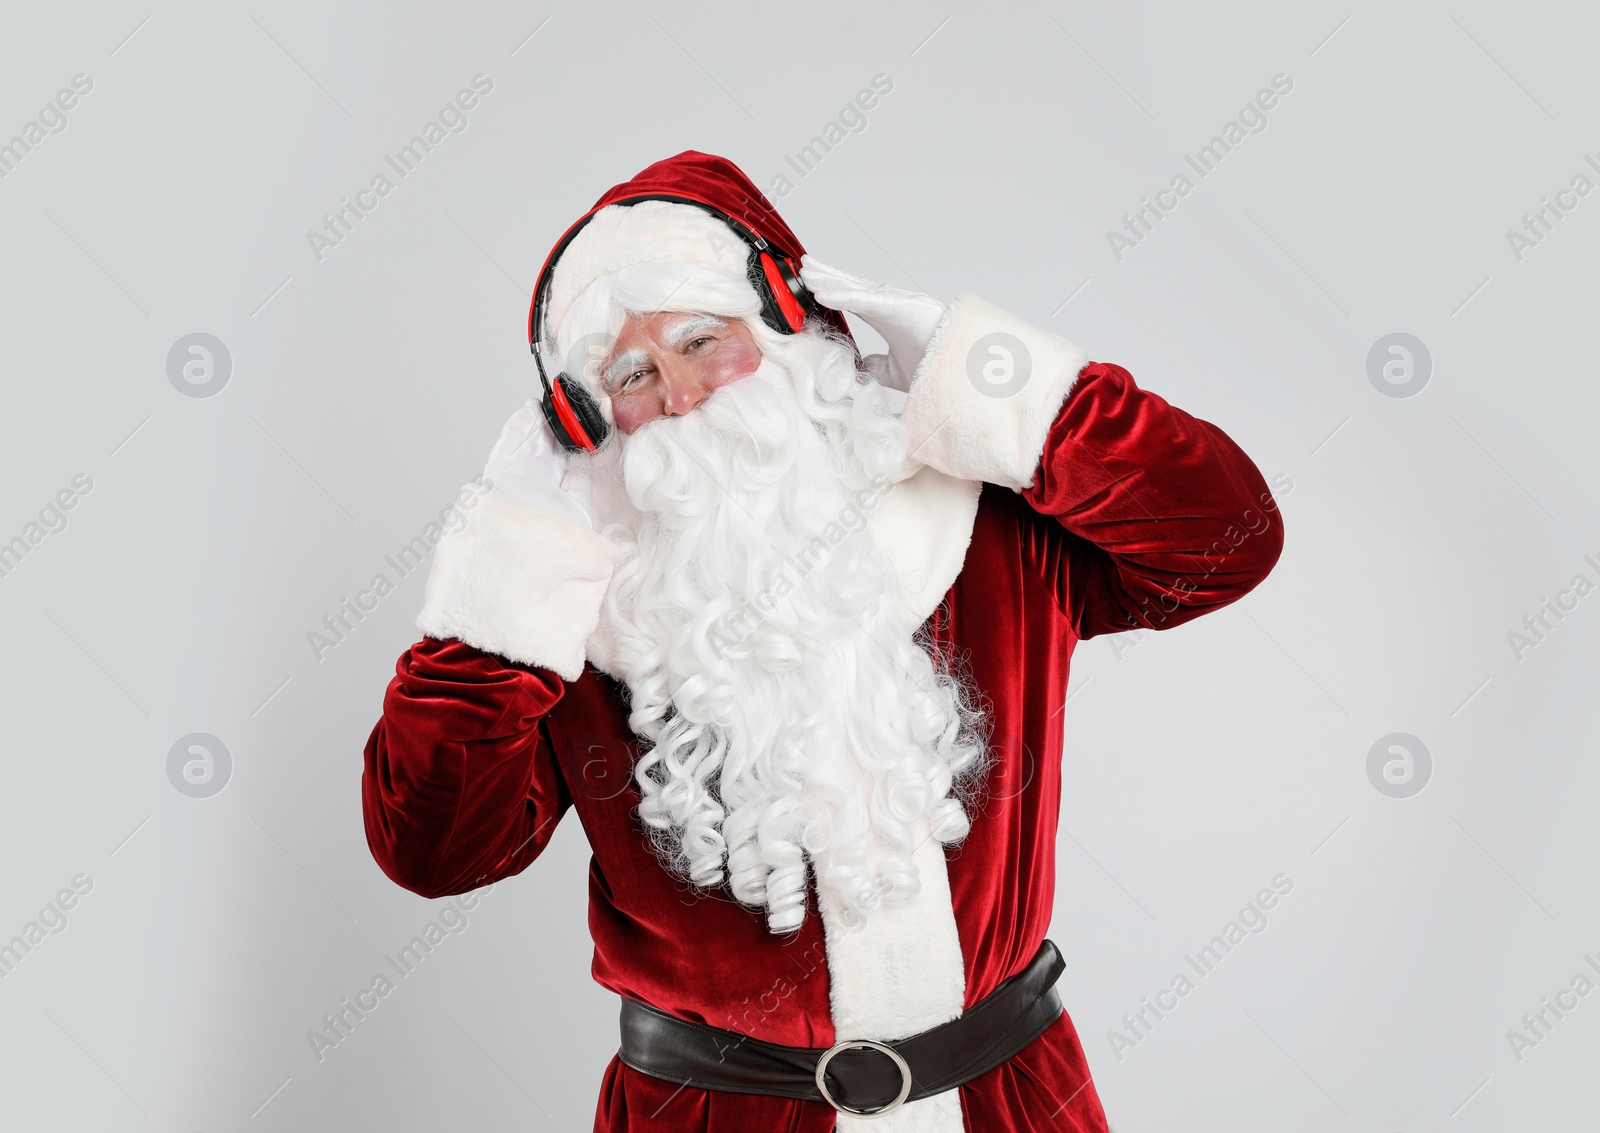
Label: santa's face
xmin=599 ymin=310 xmax=763 ymax=434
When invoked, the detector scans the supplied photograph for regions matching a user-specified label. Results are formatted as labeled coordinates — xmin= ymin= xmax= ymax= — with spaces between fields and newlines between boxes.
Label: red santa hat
xmin=527 ymin=150 xmax=856 ymax=386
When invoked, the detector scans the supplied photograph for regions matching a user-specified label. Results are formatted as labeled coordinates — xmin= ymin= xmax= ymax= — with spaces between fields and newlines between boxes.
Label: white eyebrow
xmin=664 ymin=314 xmax=727 ymax=346
xmin=602 ymin=348 xmax=649 ymax=390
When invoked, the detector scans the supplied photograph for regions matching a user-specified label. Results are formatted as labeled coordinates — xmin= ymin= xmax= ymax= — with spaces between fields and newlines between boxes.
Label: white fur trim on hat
xmin=545 ymin=200 xmax=751 ymax=341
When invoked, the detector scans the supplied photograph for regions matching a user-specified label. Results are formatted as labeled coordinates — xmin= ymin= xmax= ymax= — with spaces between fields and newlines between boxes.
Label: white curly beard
xmin=591 ymin=329 xmax=989 ymax=937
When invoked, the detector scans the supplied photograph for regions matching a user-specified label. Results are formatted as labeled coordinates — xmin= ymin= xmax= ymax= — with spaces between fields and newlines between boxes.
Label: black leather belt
xmin=617 ymin=938 xmax=1066 ymax=1117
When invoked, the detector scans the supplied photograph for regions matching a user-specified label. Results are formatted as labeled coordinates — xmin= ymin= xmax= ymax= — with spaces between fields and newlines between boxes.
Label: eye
xmin=617 ymin=368 xmax=650 ymax=393
xmin=685 ymin=335 xmax=715 ymax=351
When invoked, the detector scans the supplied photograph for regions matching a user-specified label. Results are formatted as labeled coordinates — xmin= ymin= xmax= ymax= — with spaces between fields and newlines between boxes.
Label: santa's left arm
xmin=899 ymin=293 xmax=1285 ymax=638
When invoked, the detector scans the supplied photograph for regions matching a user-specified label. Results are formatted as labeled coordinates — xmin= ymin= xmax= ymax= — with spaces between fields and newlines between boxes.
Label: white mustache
xmin=617 ymin=361 xmax=810 ymax=520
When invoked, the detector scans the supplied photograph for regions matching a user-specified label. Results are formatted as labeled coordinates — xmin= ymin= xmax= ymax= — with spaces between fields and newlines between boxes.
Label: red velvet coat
xmin=363 ymin=361 xmax=1284 ymax=1131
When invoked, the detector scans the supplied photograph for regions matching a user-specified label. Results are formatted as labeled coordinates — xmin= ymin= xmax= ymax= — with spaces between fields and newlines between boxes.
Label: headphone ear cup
xmin=542 ymin=373 xmax=609 ymax=453
xmin=751 ymin=250 xmax=812 ymax=334
xmin=770 ymin=252 xmax=818 ymax=325
xmin=539 ymin=391 xmax=580 ymax=452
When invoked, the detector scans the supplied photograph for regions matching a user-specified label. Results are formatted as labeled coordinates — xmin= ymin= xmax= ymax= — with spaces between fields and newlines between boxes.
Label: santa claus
xmin=363 ymin=151 xmax=1283 ymax=1131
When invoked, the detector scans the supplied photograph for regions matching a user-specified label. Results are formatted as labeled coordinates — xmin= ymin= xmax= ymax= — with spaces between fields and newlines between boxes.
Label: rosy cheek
xmin=699 ymin=340 xmax=762 ymax=392
xmin=612 ymin=396 xmax=660 ymax=435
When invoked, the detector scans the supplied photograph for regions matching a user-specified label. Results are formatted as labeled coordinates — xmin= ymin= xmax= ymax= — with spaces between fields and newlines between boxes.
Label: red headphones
xmin=526 ymin=194 xmax=819 ymax=453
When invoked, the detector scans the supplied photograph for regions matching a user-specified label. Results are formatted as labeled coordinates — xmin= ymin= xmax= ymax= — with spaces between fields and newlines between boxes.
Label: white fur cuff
xmin=900 ymin=294 xmax=1089 ymax=491
xmin=416 ymin=492 xmax=620 ymax=681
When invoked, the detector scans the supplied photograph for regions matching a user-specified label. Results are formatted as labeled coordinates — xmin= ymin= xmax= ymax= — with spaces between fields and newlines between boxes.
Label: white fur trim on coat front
xmin=811 ymin=296 xmax=1090 ymax=1131
xmin=416 ymin=493 xmax=620 ymax=682
xmin=901 ymin=293 xmax=1090 ymax=491
xmin=865 ymin=464 xmax=982 ymax=632
xmin=821 ymin=816 xmax=968 ymax=1133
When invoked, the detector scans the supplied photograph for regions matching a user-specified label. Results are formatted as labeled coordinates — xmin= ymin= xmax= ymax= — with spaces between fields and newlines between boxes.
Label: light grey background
xmin=1 ymin=1 xmax=1595 ymax=1129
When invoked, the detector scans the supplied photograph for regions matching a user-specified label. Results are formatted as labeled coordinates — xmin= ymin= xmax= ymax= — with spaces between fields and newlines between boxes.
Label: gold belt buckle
xmin=814 ymin=1038 xmax=913 ymax=1117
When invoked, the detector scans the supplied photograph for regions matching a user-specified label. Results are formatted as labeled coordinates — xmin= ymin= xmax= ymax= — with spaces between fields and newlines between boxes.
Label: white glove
xmin=800 ymin=256 xmax=947 ymax=394
xmin=482 ymin=400 xmax=593 ymax=531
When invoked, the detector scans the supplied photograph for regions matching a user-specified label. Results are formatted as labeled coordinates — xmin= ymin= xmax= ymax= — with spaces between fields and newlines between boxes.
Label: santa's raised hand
xmin=800 ymin=256 xmax=946 ymax=394
xmin=416 ymin=398 xmax=619 ymax=682
xmin=481 ymin=399 xmax=594 ymax=532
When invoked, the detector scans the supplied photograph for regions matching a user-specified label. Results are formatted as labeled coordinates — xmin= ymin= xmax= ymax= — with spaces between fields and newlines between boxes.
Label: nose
xmin=658 ymin=354 xmax=710 ymax=417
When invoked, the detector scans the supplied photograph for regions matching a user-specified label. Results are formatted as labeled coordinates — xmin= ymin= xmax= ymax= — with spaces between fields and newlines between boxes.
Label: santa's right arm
xmin=362 ymin=402 xmax=620 ymax=899
xmin=897 ymin=294 xmax=1284 ymax=639
xmin=363 ymin=638 xmax=574 ymax=898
